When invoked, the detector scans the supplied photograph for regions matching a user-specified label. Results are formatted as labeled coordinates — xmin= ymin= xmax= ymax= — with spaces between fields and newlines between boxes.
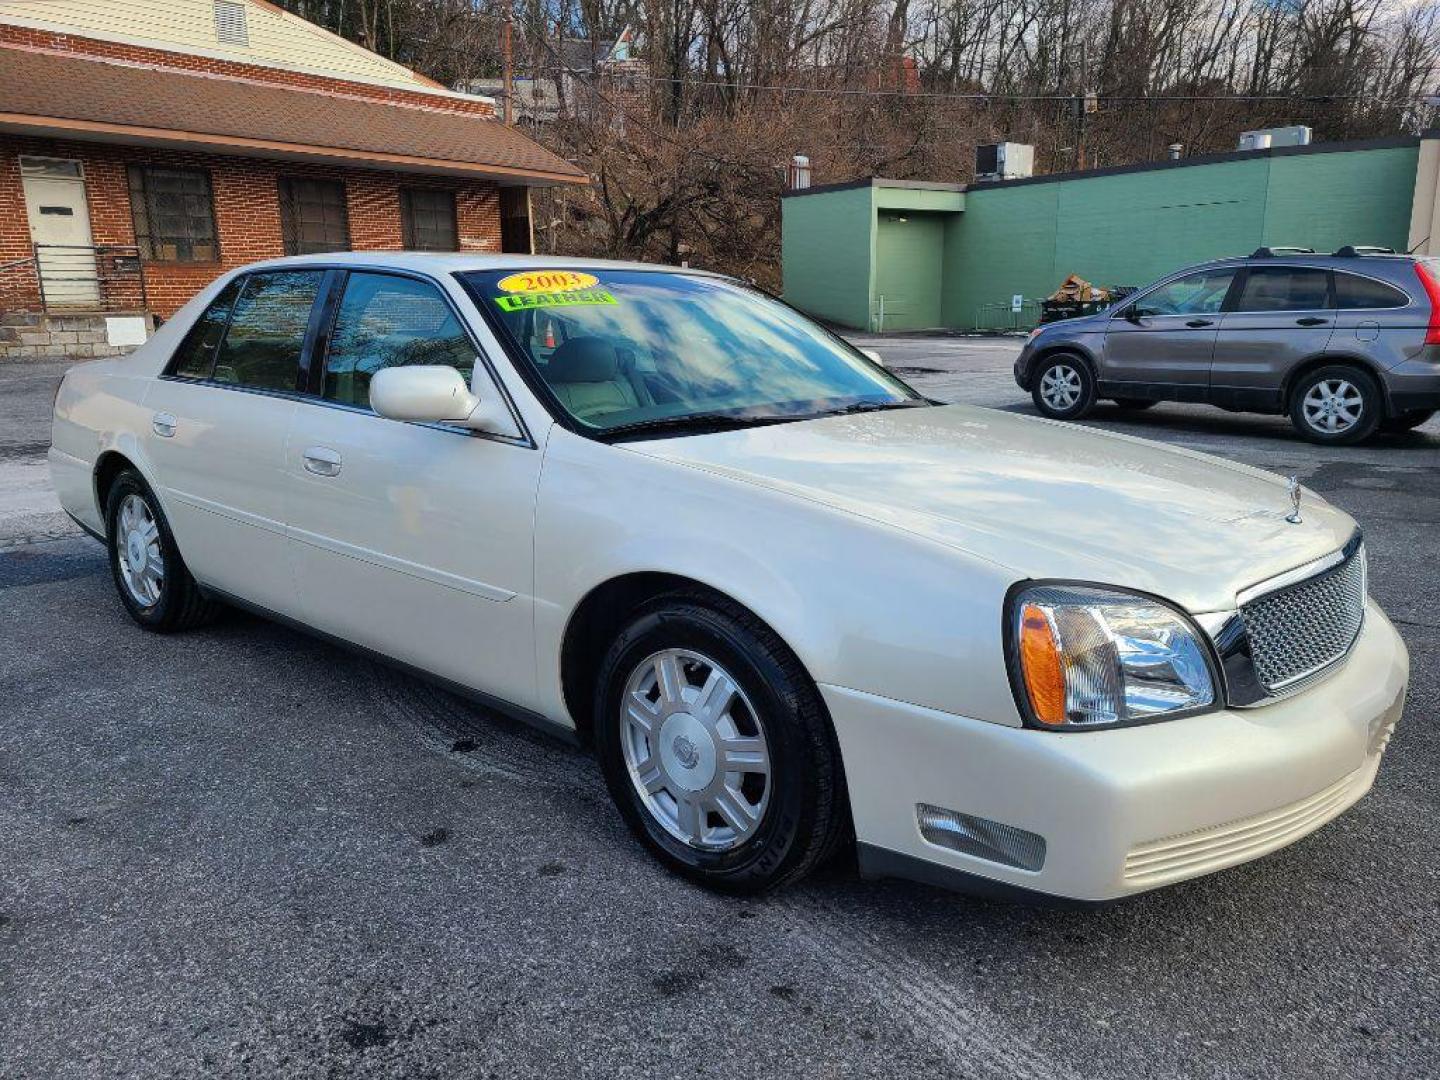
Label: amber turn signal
xmin=1018 ymin=603 xmax=1067 ymax=725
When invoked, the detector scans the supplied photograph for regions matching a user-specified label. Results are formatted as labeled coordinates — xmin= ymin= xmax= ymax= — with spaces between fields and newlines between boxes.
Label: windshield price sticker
xmin=496 ymin=270 xmax=600 ymax=295
xmin=493 ymin=288 xmax=618 ymax=312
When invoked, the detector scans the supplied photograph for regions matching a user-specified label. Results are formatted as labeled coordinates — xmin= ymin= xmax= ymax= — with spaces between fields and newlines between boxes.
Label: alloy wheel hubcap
xmin=1303 ymin=379 xmax=1362 ymax=433
xmin=620 ymin=648 xmax=771 ymax=852
xmin=116 ymin=493 xmax=164 ymax=607
xmin=1040 ymin=365 xmax=1082 ymax=410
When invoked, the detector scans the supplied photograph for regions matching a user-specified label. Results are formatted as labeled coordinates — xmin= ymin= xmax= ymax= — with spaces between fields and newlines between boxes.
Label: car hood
xmin=621 ymin=404 xmax=1358 ymax=613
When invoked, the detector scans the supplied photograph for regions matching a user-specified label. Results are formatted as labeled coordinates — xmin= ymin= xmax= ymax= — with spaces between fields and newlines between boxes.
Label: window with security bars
xmin=400 ymin=188 xmax=459 ymax=251
xmin=279 ymin=177 xmax=351 ymax=255
xmin=127 ymin=166 xmax=219 ymax=263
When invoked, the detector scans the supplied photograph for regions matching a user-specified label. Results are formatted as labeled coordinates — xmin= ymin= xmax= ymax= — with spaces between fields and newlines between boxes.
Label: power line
xmin=581 ymin=69 xmax=1430 ymax=106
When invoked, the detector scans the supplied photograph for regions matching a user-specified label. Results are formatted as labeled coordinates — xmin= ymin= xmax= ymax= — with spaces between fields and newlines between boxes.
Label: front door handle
xmin=152 ymin=412 xmax=177 ymax=438
xmin=302 ymin=446 xmax=342 ymax=477
xmin=1185 ymin=318 xmax=1214 ymax=328
xmin=1296 ymin=316 xmax=1329 ymax=327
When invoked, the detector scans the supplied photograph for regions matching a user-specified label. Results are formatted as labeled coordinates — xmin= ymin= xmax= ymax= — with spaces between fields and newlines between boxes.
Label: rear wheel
xmin=594 ymin=592 xmax=848 ymax=894
xmin=1289 ymin=365 xmax=1382 ymax=445
xmin=1380 ymin=409 xmax=1435 ymax=434
xmin=1031 ymin=354 xmax=1097 ymax=420
xmin=105 ymin=470 xmax=222 ymax=632
xmin=1110 ymin=397 xmax=1158 ymax=410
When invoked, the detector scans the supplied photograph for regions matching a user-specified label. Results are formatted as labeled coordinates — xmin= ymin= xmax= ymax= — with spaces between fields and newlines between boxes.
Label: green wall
xmin=943 ymin=144 xmax=1419 ymax=329
xmin=1261 ymin=147 xmax=1417 ymax=252
xmin=780 ymin=185 xmax=875 ymax=328
xmin=782 ymin=143 xmax=1422 ymax=331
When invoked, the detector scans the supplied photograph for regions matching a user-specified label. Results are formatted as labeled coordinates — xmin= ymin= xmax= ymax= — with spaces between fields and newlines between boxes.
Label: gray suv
xmin=1014 ymin=246 xmax=1440 ymax=443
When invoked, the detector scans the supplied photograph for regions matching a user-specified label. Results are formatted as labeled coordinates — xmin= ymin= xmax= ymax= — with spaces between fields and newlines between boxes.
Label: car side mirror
xmin=1122 ymin=305 xmax=1144 ymax=323
xmin=860 ymin=348 xmax=887 ymax=367
xmin=370 ymin=365 xmax=513 ymax=435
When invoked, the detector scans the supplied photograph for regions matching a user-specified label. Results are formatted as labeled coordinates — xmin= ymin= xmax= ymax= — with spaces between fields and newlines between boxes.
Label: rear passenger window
xmin=212 ymin=270 xmax=324 ymax=391
xmin=1333 ymin=272 xmax=1407 ymax=309
xmin=322 ymin=272 xmax=475 ymax=409
xmin=1235 ymin=267 xmax=1331 ymax=312
xmin=170 ymin=277 xmax=243 ymax=378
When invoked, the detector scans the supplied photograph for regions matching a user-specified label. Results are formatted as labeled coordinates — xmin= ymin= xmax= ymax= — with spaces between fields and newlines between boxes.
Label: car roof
xmin=1162 ymin=252 xmax=1418 ymax=277
xmin=230 ymin=252 xmax=723 ymax=279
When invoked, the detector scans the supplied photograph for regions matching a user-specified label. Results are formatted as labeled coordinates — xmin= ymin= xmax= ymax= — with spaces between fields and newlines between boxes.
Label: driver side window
xmin=323 ymin=272 xmax=475 ymax=409
xmin=1131 ymin=269 xmax=1236 ymax=317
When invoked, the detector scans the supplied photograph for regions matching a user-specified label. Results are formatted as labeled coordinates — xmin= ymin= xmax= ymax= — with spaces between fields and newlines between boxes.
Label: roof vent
xmin=214 ymin=0 xmax=250 ymax=47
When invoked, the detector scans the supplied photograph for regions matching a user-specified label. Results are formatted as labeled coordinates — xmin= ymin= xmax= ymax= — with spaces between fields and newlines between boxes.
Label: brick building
xmin=0 ymin=0 xmax=588 ymax=358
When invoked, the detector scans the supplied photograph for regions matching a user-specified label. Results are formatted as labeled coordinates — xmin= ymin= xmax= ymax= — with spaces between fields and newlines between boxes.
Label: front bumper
xmin=823 ymin=600 xmax=1408 ymax=903
xmin=1013 ymin=344 xmax=1036 ymax=390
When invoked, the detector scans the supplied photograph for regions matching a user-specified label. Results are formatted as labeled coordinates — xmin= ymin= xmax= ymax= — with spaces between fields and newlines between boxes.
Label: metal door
xmin=20 ymin=157 xmax=100 ymax=308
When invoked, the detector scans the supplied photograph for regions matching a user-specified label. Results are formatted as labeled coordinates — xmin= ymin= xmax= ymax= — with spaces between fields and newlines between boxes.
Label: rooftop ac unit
xmin=975 ymin=142 xmax=1034 ymax=182
xmin=1239 ymin=126 xmax=1312 ymax=152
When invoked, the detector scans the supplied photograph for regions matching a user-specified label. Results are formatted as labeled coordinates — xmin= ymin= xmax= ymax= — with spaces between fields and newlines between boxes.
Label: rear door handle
xmin=1185 ymin=319 xmax=1214 ymax=328
xmin=302 ymin=446 xmax=342 ymax=477
xmin=1296 ymin=317 xmax=1329 ymax=326
xmin=152 ymin=412 xmax=177 ymax=438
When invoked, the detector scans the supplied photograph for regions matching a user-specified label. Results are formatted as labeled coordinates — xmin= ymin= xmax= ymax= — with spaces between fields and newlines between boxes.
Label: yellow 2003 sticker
xmin=496 ymin=270 xmax=599 ymax=295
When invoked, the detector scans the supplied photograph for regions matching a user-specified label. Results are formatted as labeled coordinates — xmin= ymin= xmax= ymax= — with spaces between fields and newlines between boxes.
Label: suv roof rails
xmin=1332 ymin=245 xmax=1397 ymax=257
xmin=1250 ymin=246 xmax=1316 ymax=258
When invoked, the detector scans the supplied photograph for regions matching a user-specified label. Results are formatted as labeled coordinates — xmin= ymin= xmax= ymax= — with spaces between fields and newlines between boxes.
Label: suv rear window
xmin=1333 ymin=272 xmax=1407 ymax=310
xmin=1235 ymin=266 xmax=1331 ymax=312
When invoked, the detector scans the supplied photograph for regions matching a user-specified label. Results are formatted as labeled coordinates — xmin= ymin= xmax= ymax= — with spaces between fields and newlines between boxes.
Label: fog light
xmin=917 ymin=804 xmax=1046 ymax=871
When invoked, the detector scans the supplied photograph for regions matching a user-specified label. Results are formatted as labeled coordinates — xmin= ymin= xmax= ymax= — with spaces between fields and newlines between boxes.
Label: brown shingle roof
xmin=0 ymin=46 xmax=588 ymax=184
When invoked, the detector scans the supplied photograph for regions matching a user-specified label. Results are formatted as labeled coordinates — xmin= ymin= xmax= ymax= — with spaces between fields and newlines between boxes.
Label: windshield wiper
xmin=599 ymin=411 xmax=807 ymax=441
xmin=810 ymin=399 xmax=933 ymax=419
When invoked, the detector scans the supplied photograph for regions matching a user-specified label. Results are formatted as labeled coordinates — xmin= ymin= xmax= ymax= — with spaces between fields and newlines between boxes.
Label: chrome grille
xmin=1239 ymin=543 xmax=1366 ymax=693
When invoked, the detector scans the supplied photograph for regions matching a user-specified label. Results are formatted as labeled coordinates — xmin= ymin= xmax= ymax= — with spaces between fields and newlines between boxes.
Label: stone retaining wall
xmin=1 ymin=311 xmax=151 ymax=359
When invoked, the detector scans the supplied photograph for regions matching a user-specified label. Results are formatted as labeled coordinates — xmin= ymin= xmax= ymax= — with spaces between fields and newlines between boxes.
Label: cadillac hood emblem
xmin=1285 ymin=476 xmax=1303 ymax=524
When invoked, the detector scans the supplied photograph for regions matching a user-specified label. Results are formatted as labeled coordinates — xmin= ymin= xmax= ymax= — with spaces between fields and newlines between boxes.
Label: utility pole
xmin=502 ymin=8 xmax=514 ymax=125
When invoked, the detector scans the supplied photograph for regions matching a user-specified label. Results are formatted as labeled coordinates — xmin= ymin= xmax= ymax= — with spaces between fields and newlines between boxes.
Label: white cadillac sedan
xmin=50 ymin=254 xmax=1409 ymax=904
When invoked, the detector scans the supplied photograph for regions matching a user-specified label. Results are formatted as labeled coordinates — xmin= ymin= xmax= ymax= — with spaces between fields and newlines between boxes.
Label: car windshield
xmin=462 ymin=268 xmax=924 ymax=437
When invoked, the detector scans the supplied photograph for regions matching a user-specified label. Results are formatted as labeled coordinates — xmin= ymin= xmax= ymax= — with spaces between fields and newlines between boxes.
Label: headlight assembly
xmin=1007 ymin=584 xmax=1219 ymax=730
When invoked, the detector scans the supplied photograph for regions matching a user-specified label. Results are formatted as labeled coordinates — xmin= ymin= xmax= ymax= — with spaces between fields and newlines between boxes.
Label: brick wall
xmin=1 ymin=134 xmax=503 ymax=319
xmin=0 ymin=24 xmax=496 ymax=118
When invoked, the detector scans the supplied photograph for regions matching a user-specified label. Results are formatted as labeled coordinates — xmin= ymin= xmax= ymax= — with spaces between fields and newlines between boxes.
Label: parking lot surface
xmin=2 ymin=340 xmax=1437 ymax=1079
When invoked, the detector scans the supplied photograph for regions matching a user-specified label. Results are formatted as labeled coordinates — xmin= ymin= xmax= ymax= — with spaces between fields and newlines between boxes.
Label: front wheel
xmin=1031 ymin=354 xmax=1097 ymax=420
xmin=1289 ymin=365 xmax=1382 ymax=445
xmin=593 ymin=593 xmax=848 ymax=894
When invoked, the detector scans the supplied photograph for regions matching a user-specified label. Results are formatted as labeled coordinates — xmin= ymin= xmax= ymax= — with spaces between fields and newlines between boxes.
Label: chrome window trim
xmin=157 ymin=262 xmax=536 ymax=451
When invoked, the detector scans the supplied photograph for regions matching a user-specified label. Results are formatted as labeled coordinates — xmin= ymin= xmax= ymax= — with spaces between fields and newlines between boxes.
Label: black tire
xmin=1288 ymin=365 xmax=1383 ymax=445
xmin=105 ymin=469 xmax=222 ymax=633
xmin=1380 ymin=409 xmax=1435 ymax=433
xmin=593 ymin=591 xmax=848 ymax=894
xmin=1110 ymin=397 xmax=1158 ymax=410
xmin=1030 ymin=353 xmax=1097 ymax=420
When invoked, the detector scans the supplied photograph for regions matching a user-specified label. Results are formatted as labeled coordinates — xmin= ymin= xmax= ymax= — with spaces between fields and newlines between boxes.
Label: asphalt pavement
xmin=1 ymin=342 xmax=1437 ymax=1079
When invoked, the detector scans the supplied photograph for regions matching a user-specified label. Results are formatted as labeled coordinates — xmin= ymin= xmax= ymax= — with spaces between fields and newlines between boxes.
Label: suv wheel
xmin=1289 ymin=365 xmax=1382 ymax=445
xmin=1031 ymin=354 xmax=1097 ymax=420
xmin=105 ymin=470 xmax=222 ymax=632
xmin=593 ymin=592 xmax=848 ymax=894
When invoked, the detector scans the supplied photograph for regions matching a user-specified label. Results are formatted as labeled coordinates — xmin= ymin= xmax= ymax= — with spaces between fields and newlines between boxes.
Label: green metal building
xmin=781 ymin=136 xmax=1428 ymax=332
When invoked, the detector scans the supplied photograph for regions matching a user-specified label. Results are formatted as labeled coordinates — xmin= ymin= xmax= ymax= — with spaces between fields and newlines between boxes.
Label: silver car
xmin=1015 ymin=246 xmax=1440 ymax=443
